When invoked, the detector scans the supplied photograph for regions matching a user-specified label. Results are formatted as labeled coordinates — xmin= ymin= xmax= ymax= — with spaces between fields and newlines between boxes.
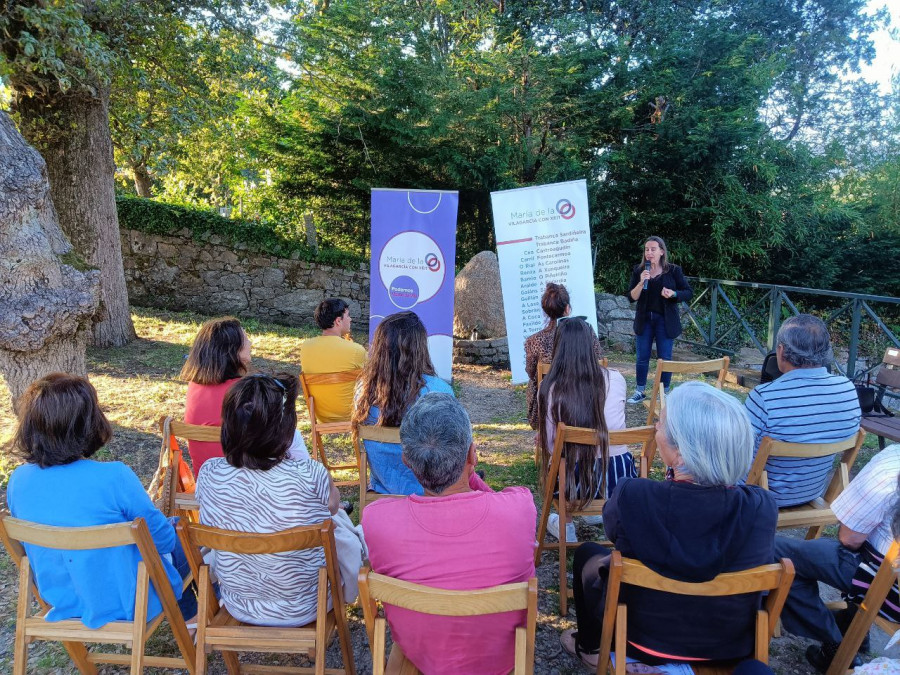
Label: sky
xmin=861 ymin=0 xmax=900 ymax=94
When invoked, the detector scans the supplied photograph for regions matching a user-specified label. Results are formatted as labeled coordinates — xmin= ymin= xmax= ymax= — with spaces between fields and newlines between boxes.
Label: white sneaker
xmin=627 ymin=390 xmax=646 ymax=404
xmin=582 ymin=515 xmax=603 ymax=526
xmin=547 ymin=513 xmax=578 ymax=542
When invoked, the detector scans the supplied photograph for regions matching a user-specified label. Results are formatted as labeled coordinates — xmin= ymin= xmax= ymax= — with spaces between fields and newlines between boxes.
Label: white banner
xmin=491 ymin=179 xmax=598 ymax=384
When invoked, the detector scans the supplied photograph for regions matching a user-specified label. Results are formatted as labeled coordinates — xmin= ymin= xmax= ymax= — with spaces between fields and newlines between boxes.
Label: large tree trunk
xmin=0 ymin=112 xmax=101 ymax=409
xmin=15 ymin=86 xmax=136 ymax=347
xmin=132 ymin=163 xmax=152 ymax=197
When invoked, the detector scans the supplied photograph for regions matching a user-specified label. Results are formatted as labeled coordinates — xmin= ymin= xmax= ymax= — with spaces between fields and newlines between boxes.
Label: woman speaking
xmin=626 ymin=236 xmax=692 ymax=404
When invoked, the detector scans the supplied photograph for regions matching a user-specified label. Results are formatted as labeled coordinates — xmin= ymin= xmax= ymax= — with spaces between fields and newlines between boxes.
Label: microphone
xmin=643 ymin=261 xmax=650 ymax=290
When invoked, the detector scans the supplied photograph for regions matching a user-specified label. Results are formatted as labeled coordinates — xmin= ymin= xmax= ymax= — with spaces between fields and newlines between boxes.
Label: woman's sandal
xmin=561 ymin=629 xmax=600 ymax=670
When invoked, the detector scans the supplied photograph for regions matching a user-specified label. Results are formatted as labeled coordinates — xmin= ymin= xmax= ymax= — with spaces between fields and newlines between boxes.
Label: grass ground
xmin=0 ymin=306 xmax=890 ymax=672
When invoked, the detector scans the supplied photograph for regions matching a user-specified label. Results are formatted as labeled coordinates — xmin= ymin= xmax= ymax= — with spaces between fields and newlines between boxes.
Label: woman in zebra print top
xmin=196 ymin=373 xmax=342 ymax=627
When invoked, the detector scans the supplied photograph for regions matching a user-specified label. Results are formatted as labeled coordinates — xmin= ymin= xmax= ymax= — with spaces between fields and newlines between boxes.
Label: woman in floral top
xmin=525 ymin=283 xmax=602 ymax=428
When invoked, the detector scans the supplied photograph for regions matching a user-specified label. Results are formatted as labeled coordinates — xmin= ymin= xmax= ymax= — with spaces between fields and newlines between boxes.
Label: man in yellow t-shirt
xmin=299 ymin=298 xmax=367 ymax=422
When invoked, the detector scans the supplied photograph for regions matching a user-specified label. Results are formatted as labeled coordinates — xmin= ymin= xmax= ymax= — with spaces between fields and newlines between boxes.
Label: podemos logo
xmin=425 ymin=253 xmax=441 ymax=272
xmin=556 ymin=198 xmax=576 ymax=220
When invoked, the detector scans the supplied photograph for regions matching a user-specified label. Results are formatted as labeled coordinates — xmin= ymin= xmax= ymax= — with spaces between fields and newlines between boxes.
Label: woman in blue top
xmin=351 ymin=312 xmax=453 ymax=494
xmin=6 ymin=373 xmax=195 ymax=628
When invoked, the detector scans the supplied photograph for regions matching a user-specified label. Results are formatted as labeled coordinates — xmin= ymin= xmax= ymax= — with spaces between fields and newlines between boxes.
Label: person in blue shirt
xmin=351 ymin=312 xmax=453 ymax=495
xmin=6 ymin=373 xmax=196 ymax=629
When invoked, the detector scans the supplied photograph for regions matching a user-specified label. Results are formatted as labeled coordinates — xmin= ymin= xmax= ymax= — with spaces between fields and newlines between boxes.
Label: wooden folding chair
xmin=826 ymin=541 xmax=900 ymax=675
xmin=155 ymin=416 xmax=220 ymax=521
xmin=644 ymin=357 xmax=730 ymax=424
xmin=534 ymin=424 xmax=656 ymax=615
xmin=178 ymin=519 xmax=355 ymax=675
xmin=746 ymin=429 xmax=865 ymax=539
xmin=536 ymin=357 xmax=609 ymax=389
xmin=0 ymin=513 xmax=196 ymax=675
xmin=358 ymin=567 xmax=537 ymax=675
xmin=596 ymin=552 xmax=795 ymax=675
xmin=299 ymin=369 xmax=363 ymax=487
xmin=534 ymin=358 xmax=610 ymax=468
xmin=355 ymin=424 xmax=405 ymax=515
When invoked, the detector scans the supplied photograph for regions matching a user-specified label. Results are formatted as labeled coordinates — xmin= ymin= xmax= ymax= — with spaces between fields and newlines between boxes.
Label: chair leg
xmin=196 ymin=567 xmax=210 ymax=675
xmin=221 ymin=651 xmax=241 ymax=675
xmin=614 ymin=605 xmax=627 ymax=675
xmin=61 ymin=643 xmax=98 ymax=675
xmin=130 ymin=563 xmax=150 ymax=673
xmin=805 ymin=525 xmax=824 ymax=540
xmin=559 ymin=458 xmax=568 ymax=616
xmin=13 ymin=560 xmax=30 ymax=675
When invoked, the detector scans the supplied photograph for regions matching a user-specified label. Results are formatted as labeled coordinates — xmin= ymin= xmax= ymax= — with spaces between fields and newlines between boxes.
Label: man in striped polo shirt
xmin=745 ymin=314 xmax=861 ymax=507
xmin=774 ymin=443 xmax=900 ymax=671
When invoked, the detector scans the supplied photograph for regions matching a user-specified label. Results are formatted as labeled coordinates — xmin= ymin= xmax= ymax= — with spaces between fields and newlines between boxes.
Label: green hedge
xmin=116 ymin=197 xmax=367 ymax=269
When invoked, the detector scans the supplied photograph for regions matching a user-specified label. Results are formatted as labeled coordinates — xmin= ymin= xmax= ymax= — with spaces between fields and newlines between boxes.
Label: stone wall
xmin=120 ymin=228 xmax=640 ymax=363
xmin=453 ymin=337 xmax=510 ymax=368
xmin=595 ymin=292 xmax=636 ymax=349
xmin=121 ymin=229 xmax=370 ymax=325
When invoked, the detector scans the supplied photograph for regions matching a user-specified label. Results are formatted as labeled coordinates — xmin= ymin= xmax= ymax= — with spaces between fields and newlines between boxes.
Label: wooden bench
xmin=861 ymin=347 xmax=900 ymax=450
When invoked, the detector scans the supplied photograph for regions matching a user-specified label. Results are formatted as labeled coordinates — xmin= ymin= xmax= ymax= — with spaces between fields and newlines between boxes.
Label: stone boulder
xmin=453 ymin=251 xmax=507 ymax=339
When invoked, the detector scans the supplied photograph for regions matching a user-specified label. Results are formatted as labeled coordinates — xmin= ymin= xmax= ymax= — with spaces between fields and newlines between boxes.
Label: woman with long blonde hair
xmin=351 ymin=312 xmax=454 ymax=494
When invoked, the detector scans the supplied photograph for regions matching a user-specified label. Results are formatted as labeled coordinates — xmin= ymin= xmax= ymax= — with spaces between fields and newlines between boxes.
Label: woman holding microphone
xmin=626 ymin=236 xmax=693 ymax=404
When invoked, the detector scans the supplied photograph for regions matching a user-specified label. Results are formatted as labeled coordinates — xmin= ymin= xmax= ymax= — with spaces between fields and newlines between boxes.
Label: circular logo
xmin=557 ymin=199 xmax=576 ymax=220
xmin=378 ymin=231 xmax=446 ymax=308
xmin=388 ymin=275 xmax=420 ymax=309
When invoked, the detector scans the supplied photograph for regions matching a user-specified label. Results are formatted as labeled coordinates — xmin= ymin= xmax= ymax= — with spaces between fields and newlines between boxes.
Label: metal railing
xmin=680 ymin=278 xmax=900 ymax=379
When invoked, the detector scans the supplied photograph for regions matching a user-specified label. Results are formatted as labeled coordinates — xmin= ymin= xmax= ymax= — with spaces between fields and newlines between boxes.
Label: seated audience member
xmin=774 ymin=443 xmax=900 ymax=672
xmin=538 ymin=317 xmax=630 ymax=543
xmin=351 ymin=311 xmax=453 ymax=495
xmin=299 ymin=298 xmax=367 ymax=422
xmin=744 ymin=314 xmax=860 ymax=507
xmin=6 ymin=373 xmax=195 ymax=627
xmin=525 ymin=282 xmax=602 ymax=429
xmin=196 ymin=373 xmax=360 ymax=626
xmin=563 ymin=382 xmax=777 ymax=668
xmin=363 ymin=393 xmax=537 ymax=675
xmin=181 ymin=317 xmax=251 ymax=476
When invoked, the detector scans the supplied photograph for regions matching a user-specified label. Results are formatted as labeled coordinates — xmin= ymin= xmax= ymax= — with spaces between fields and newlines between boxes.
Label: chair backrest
xmin=0 ymin=514 xmax=185 ymax=626
xmin=597 ymin=551 xmax=795 ymax=675
xmin=646 ymin=357 xmax=730 ymax=424
xmin=826 ymin=541 xmax=900 ymax=675
xmin=358 ymin=567 xmax=537 ymax=675
xmin=537 ymin=358 xmax=610 ymax=388
xmin=746 ymin=429 xmax=866 ymax=496
xmin=178 ymin=519 xmax=345 ymax=622
xmin=0 ymin=513 xmax=196 ymax=672
xmin=543 ymin=424 xmax=655 ymax=509
xmin=299 ymin=369 xmax=364 ymax=421
xmin=875 ymin=348 xmax=900 ymax=392
xmin=355 ymin=425 xmax=404 ymax=513
xmin=153 ymin=416 xmax=219 ymax=518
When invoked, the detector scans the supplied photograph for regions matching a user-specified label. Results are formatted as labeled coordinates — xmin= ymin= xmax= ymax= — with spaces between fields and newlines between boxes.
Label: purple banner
xmin=370 ymin=189 xmax=459 ymax=380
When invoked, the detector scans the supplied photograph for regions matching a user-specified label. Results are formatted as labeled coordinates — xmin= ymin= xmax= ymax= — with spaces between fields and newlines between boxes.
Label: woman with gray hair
xmin=562 ymin=382 xmax=779 ymax=669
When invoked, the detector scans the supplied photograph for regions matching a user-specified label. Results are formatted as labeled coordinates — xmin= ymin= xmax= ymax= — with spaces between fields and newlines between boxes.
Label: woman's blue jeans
xmin=635 ymin=312 xmax=674 ymax=388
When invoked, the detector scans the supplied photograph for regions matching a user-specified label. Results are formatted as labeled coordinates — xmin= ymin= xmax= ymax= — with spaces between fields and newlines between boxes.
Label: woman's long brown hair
xmin=537 ymin=318 xmax=610 ymax=510
xmin=351 ymin=312 xmax=436 ymax=430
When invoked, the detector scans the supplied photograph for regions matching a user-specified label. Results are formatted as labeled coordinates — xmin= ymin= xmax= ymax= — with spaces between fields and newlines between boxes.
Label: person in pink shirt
xmin=362 ymin=393 xmax=537 ymax=675
xmin=181 ymin=317 xmax=251 ymax=476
